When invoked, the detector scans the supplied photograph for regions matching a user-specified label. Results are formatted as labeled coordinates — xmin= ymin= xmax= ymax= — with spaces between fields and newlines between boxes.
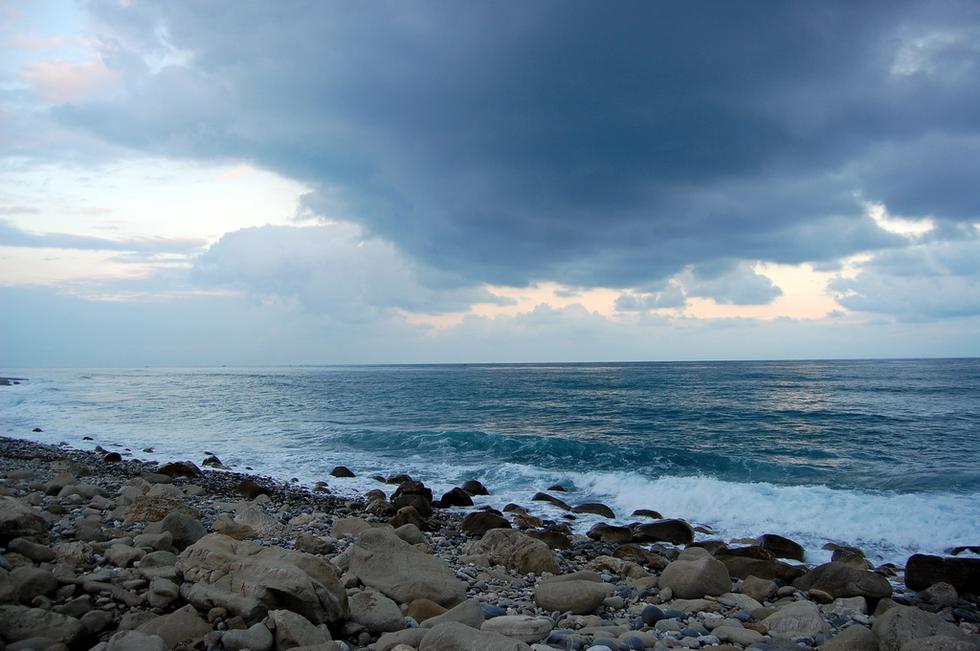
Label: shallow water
xmin=2 ymin=359 xmax=978 ymax=564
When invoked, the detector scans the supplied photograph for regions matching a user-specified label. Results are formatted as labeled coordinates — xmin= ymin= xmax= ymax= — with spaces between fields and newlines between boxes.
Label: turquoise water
xmin=2 ymin=359 xmax=978 ymax=563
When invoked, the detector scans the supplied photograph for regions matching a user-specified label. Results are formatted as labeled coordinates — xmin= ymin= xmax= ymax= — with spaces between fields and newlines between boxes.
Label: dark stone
xmin=102 ymin=452 xmax=122 ymax=463
xmin=587 ymin=523 xmax=633 ymax=544
xmin=641 ymin=604 xmax=665 ymax=626
xmin=481 ymin=604 xmax=507 ymax=619
xmin=32 ymin=427 xmax=43 ymax=432
xmin=502 ymin=503 xmax=525 ymax=512
xmin=526 ymin=528 xmax=572 ymax=550
xmin=720 ymin=556 xmax=807 ymax=582
xmin=392 ymin=493 xmax=432 ymax=518
xmin=203 ymin=455 xmax=225 ymax=468
xmin=546 ymin=484 xmax=567 ymax=492
xmin=906 ymin=554 xmax=980 ymax=594
xmin=237 ymin=478 xmax=270 ymax=500
xmin=329 ymin=466 xmax=355 ymax=478
xmin=572 ymin=502 xmax=615 ymax=518
xmin=531 ymin=492 xmax=571 ymax=510
xmin=438 ymin=487 xmax=474 ymax=508
xmin=631 ymin=519 xmax=694 ymax=545
xmin=613 ymin=544 xmax=670 ymax=570
xmin=386 ymin=473 xmax=412 ymax=485
xmin=461 ymin=511 xmax=511 ymax=537
xmin=392 ymin=480 xmax=433 ymax=503
xmin=631 ymin=508 xmax=663 ymax=519
xmin=82 ymin=436 xmax=93 ymax=441
xmin=949 ymin=545 xmax=980 ymax=556
xmin=461 ymin=479 xmax=489 ymax=496
xmin=688 ymin=540 xmax=728 ymax=555
xmin=389 ymin=505 xmax=426 ymax=530
xmin=759 ymin=533 xmax=805 ymax=561
xmin=157 ymin=461 xmax=201 ymax=478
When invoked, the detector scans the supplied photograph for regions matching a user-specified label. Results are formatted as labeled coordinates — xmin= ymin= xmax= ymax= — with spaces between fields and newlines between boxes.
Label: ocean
xmin=2 ymin=359 xmax=978 ymax=565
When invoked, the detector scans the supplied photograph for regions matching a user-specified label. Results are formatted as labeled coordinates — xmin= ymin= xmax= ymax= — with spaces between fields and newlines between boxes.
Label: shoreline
xmin=0 ymin=434 xmax=977 ymax=650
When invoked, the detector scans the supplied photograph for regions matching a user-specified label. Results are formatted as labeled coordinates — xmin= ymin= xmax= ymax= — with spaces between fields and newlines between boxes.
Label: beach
xmin=1 ymin=434 xmax=977 ymax=651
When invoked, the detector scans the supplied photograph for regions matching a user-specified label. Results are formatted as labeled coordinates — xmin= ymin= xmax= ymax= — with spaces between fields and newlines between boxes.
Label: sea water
xmin=1 ymin=359 xmax=978 ymax=564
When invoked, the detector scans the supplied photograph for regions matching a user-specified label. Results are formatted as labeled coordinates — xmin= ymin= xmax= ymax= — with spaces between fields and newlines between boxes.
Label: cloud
xmin=0 ymin=219 xmax=207 ymax=253
xmin=45 ymin=1 xmax=977 ymax=294
xmin=19 ymin=59 xmax=114 ymax=102
xmin=616 ymin=285 xmax=686 ymax=312
xmin=831 ymin=235 xmax=980 ymax=320
xmin=685 ymin=261 xmax=783 ymax=306
xmin=192 ymin=223 xmax=505 ymax=320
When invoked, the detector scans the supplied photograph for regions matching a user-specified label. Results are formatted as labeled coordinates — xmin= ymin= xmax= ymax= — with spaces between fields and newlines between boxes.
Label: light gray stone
xmin=762 ymin=600 xmax=830 ymax=639
xmin=821 ymin=624 xmax=878 ymax=651
xmin=267 ymin=609 xmax=332 ymax=648
xmin=104 ymin=630 xmax=168 ymax=651
xmin=534 ymin=579 xmax=610 ymax=615
xmin=421 ymin=599 xmax=485 ymax=629
xmin=348 ymin=589 xmax=404 ymax=633
xmin=659 ymin=547 xmax=730 ymax=598
xmin=873 ymin=605 xmax=974 ymax=651
xmin=462 ymin=529 xmax=559 ymax=575
xmin=481 ymin=615 xmax=554 ymax=643
xmin=136 ymin=604 xmax=212 ymax=648
xmin=420 ymin=621 xmax=532 ymax=651
xmin=222 ymin=622 xmax=274 ymax=651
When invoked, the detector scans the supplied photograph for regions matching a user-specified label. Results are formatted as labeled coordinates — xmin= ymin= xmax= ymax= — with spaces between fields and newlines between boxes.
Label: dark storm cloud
xmin=57 ymin=0 xmax=980 ymax=287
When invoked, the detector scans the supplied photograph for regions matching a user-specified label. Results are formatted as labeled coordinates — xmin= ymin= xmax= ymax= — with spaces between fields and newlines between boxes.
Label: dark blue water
xmin=2 ymin=359 xmax=978 ymax=562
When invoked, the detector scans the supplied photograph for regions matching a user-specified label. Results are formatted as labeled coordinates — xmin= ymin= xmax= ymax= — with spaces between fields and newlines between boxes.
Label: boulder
xmin=331 ymin=517 xmax=377 ymax=538
xmin=462 ymin=480 xmax=489 ymax=496
xmin=348 ymin=589 xmax=405 ymax=633
xmin=106 ymin=543 xmax=145 ymax=568
xmin=632 ymin=519 xmax=694 ymax=545
xmin=740 ymin=575 xmax=777 ymax=603
xmin=720 ymin=555 xmax=806 ymax=582
xmin=124 ymin=496 xmax=200 ymax=525
xmin=481 ymin=615 xmax=554 ymax=643
xmin=461 ymin=511 xmax=511 ymax=537
xmin=526 ymin=529 xmax=573 ymax=550
xmin=7 ymin=538 xmax=55 ymax=563
xmin=793 ymin=562 xmax=892 ymax=600
xmin=762 ymin=600 xmax=830 ymax=639
xmin=234 ymin=503 xmax=286 ymax=537
xmin=899 ymin=636 xmax=978 ymax=651
xmin=136 ymin=604 xmax=212 ymax=648
xmin=919 ymin=581 xmax=958 ymax=608
xmin=221 ymin=622 xmax=274 ymax=651
xmin=389 ymin=505 xmax=427 ymax=530
xmin=295 ymin=532 xmax=334 ymax=556
xmin=587 ymin=523 xmax=633 ymax=544
xmin=421 ymin=599 xmax=485 ymax=629
xmin=330 ymin=466 xmax=355 ymax=477
xmin=821 ymin=624 xmax=878 ymax=651
xmin=713 ymin=625 xmax=765 ymax=646
xmin=759 ymin=533 xmax=805 ymax=561
xmin=534 ymin=576 xmax=610 ymax=614
xmin=462 ymin=529 xmax=560 ymax=575
xmin=9 ymin=567 xmax=57 ymax=603
xmin=177 ymin=533 xmax=348 ymax=625
xmin=394 ymin=523 xmax=426 ymax=545
xmin=147 ymin=577 xmax=179 ymax=609
xmin=348 ymin=527 xmax=466 ymax=607
xmin=872 ymin=604 xmax=974 ymax=651
xmin=267 ymin=609 xmax=332 ymax=648
xmin=440 ymin=488 xmax=474 ymax=507
xmin=104 ymin=630 xmax=168 ymax=651
xmin=0 ymin=497 xmax=47 ymax=543
xmin=156 ymin=461 xmax=201 ymax=478
xmin=659 ymin=547 xmax=731 ymax=598
xmin=0 ymin=606 xmax=82 ymax=644
xmin=906 ymin=554 xmax=980 ymax=594
xmin=571 ymin=503 xmax=615 ymax=518
xmin=377 ymin=628 xmax=428 ymax=651
xmin=531 ymin=492 xmax=570 ymax=510
xmin=420 ymin=621 xmax=531 ymax=651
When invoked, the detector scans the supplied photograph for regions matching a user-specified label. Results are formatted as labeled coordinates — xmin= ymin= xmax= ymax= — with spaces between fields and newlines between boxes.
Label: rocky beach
xmin=0 ymin=434 xmax=977 ymax=651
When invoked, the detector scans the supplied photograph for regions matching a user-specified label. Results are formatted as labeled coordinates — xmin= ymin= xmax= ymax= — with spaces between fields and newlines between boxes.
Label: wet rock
xmin=348 ymin=589 xmax=404 ymax=633
xmin=572 ymin=503 xmax=615 ymax=518
xmin=906 ymin=554 xmax=980 ymax=594
xmin=348 ymin=527 xmax=466 ymax=607
xmin=156 ymin=461 xmax=201 ymax=478
xmin=463 ymin=529 xmax=559 ymax=575
xmin=177 ymin=533 xmax=348 ymax=625
xmin=440 ymin=487 xmax=475 ymax=508
xmin=587 ymin=523 xmax=633 ymax=544
xmin=632 ymin=519 xmax=694 ymax=545
xmin=389 ymin=505 xmax=427 ymax=530
xmin=237 ymin=478 xmax=270 ymax=500
xmin=202 ymin=454 xmax=225 ymax=468
xmin=757 ymin=533 xmax=805 ymax=561
xmin=461 ymin=480 xmax=489 ymax=496
xmin=526 ymin=528 xmax=572 ymax=550
xmin=330 ymin=466 xmax=355 ymax=478
xmin=720 ymin=555 xmax=806 ymax=582
xmin=659 ymin=547 xmax=731 ymax=598
xmin=919 ymin=581 xmax=959 ymax=608
xmin=631 ymin=508 xmax=663 ymax=519
xmin=793 ymin=561 xmax=892 ymax=600
xmin=531 ymin=493 xmax=570 ymax=511
xmin=461 ymin=511 xmax=511 ymax=537
xmin=102 ymin=451 xmax=123 ymax=463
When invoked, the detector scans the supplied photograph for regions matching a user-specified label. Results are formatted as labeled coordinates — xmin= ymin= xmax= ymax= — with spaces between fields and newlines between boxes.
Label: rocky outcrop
xmin=0 ymin=496 xmax=48 ymax=543
xmin=793 ymin=561 xmax=892 ymax=600
xmin=632 ymin=519 xmax=694 ymax=545
xmin=905 ymin=554 xmax=980 ymax=594
xmin=176 ymin=533 xmax=348 ymax=625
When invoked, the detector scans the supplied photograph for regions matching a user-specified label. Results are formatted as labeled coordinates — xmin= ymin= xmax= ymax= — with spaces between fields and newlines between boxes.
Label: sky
xmin=1 ymin=0 xmax=979 ymax=366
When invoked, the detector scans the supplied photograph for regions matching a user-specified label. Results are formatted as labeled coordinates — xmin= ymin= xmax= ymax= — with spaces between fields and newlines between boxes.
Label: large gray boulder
xmin=267 ymin=609 xmax=333 ymax=649
xmin=481 ymin=615 xmax=554 ymax=643
xmin=821 ymin=625 xmax=878 ymax=651
xmin=659 ymin=547 xmax=730 ymax=598
xmin=420 ymin=621 xmax=531 ymax=651
xmin=872 ymin=604 xmax=974 ymax=651
xmin=793 ymin=561 xmax=892 ymax=600
xmin=176 ymin=533 xmax=348 ymax=625
xmin=348 ymin=527 xmax=466 ymax=607
xmin=0 ymin=606 xmax=83 ymax=645
xmin=0 ymin=497 xmax=47 ymax=543
xmin=348 ymin=589 xmax=405 ymax=633
xmin=534 ymin=574 xmax=611 ymax=614
xmin=104 ymin=630 xmax=168 ymax=651
xmin=135 ymin=604 xmax=212 ymax=648
xmin=421 ymin=599 xmax=485 ymax=629
xmin=899 ymin=636 xmax=979 ymax=651
xmin=462 ymin=529 xmax=560 ymax=575
xmin=762 ymin=600 xmax=830 ymax=639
